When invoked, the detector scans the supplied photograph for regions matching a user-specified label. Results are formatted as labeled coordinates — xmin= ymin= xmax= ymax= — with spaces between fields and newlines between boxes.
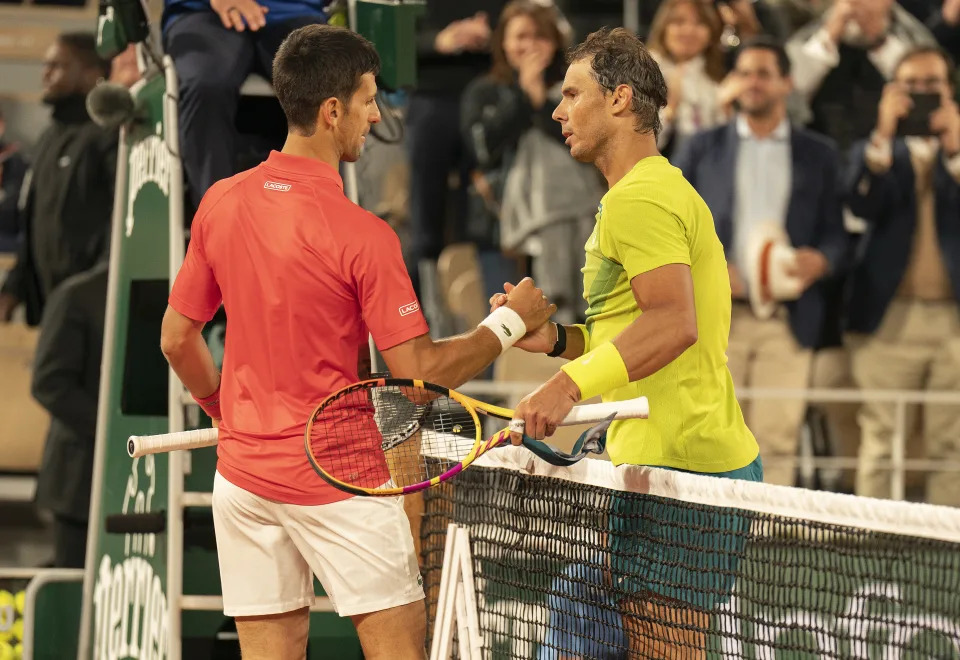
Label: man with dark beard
xmin=673 ymin=37 xmax=848 ymax=487
xmin=0 ymin=33 xmax=116 ymax=325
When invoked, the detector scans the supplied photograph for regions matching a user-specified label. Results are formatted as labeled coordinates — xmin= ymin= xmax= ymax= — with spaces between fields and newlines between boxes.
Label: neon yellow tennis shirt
xmin=580 ymin=155 xmax=758 ymax=472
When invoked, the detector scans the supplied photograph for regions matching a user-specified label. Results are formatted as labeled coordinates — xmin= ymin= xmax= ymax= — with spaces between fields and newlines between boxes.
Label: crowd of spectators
xmin=2 ymin=1 xmax=960 ymax=545
xmin=430 ymin=0 xmax=960 ymax=503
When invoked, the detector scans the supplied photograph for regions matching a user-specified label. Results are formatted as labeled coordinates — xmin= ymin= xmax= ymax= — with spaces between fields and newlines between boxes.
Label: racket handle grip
xmin=561 ymin=396 xmax=649 ymax=425
xmin=127 ymin=428 xmax=219 ymax=458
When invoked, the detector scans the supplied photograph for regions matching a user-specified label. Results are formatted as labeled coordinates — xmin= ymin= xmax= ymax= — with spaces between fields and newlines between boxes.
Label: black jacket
xmin=459 ymin=72 xmax=568 ymax=247
xmin=413 ymin=0 xmax=507 ymax=96
xmin=787 ymin=7 xmax=936 ymax=158
xmin=0 ymin=143 xmax=28 ymax=252
xmin=898 ymin=0 xmax=960 ymax=56
xmin=32 ymin=262 xmax=108 ymax=522
xmin=460 ymin=73 xmax=566 ymax=172
xmin=1 ymin=95 xmax=117 ymax=325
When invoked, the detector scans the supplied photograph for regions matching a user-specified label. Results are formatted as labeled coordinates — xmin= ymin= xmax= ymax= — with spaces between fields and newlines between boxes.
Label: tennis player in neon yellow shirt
xmin=494 ymin=27 xmax=762 ymax=658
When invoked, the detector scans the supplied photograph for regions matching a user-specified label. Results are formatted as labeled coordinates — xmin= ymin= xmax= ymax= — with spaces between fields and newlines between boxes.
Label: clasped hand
xmin=489 ymin=280 xmax=580 ymax=445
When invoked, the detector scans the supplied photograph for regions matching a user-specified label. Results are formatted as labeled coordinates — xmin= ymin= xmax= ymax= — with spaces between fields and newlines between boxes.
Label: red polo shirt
xmin=169 ymin=151 xmax=428 ymax=504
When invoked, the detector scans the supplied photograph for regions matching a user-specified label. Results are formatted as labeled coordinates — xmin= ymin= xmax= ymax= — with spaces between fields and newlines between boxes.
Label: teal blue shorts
xmin=608 ymin=455 xmax=763 ymax=611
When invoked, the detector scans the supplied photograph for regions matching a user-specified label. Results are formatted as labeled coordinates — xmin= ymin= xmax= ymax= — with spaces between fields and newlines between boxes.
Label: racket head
xmin=304 ymin=378 xmax=493 ymax=496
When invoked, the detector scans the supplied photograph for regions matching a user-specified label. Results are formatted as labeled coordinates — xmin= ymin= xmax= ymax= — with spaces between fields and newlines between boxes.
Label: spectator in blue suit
xmin=674 ymin=37 xmax=849 ymax=486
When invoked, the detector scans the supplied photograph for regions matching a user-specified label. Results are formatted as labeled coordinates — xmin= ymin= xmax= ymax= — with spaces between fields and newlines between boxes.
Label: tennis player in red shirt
xmin=159 ymin=24 xmax=554 ymax=660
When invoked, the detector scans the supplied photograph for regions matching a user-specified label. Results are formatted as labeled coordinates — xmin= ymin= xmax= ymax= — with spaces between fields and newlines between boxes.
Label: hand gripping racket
xmin=303 ymin=378 xmax=648 ymax=496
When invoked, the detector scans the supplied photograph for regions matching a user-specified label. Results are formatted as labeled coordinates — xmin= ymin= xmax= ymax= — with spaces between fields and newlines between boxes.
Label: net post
xmin=454 ymin=582 xmax=471 ymax=659
xmin=429 ymin=523 xmax=460 ymax=660
xmin=892 ymin=399 xmax=907 ymax=500
xmin=455 ymin=528 xmax=483 ymax=658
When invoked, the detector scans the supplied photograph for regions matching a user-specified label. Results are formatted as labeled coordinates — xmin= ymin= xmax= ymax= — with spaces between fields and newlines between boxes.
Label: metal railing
xmin=458 ymin=381 xmax=960 ymax=502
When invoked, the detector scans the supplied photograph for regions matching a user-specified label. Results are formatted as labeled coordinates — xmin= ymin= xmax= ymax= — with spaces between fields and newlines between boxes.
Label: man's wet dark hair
xmin=567 ymin=27 xmax=668 ymax=137
xmin=273 ymin=24 xmax=381 ymax=136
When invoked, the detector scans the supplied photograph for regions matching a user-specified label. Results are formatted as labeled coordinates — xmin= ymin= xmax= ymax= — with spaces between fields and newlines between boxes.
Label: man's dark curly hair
xmin=273 ymin=24 xmax=381 ymax=136
xmin=568 ymin=27 xmax=668 ymax=138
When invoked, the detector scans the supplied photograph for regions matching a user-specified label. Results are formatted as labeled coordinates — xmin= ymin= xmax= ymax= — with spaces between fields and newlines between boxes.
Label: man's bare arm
xmin=556 ymin=324 xmax=588 ymax=361
xmin=611 ymin=263 xmax=698 ymax=382
xmin=160 ymin=305 xmax=220 ymax=400
xmin=506 ymin=263 xmax=698 ymax=440
xmin=380 ymin=330 xmax=502 ymax=389
xmin=381 ymin=278 xmax=556 ymax=389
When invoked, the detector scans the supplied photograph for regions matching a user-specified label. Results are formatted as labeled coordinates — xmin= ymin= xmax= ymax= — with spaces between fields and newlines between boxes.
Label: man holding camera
xmin=845 ymin=46 xmax=960 ymax=506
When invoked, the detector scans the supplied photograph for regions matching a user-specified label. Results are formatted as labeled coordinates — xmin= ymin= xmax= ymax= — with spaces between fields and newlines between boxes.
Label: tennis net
xmin=421 ymin=446 xmax=960 ymax=659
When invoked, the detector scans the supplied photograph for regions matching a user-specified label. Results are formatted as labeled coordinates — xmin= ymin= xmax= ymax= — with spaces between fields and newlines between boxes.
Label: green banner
xmin=84 ymin=71 xmax=174 ymax=660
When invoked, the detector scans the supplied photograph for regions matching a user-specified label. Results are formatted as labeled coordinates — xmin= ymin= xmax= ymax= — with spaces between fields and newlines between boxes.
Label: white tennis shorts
xmin=211 ymin=471 xmax=425 ymax=617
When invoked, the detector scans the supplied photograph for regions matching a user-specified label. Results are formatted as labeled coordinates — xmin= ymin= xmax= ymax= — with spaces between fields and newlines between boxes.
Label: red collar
xmin=263 ymin=151 xmax=343 ymax=191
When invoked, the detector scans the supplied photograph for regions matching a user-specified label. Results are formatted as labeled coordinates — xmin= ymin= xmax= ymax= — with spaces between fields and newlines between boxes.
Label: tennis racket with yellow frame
xmin=303 ymin=378 xmax=649 ymax=497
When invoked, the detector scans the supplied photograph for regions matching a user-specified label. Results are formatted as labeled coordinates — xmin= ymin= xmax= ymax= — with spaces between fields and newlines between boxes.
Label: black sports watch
xmin=547 ymin=322 xmax=566 ymax=357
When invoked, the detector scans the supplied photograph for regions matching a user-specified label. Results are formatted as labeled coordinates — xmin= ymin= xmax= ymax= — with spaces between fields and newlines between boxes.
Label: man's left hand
xmin=210 ymin=0 xmax=268 ymax=31
xmin=789 ymin=247 xmax=829 ymax=291
xmin=509 ymin=372 xmax=581 ymax=444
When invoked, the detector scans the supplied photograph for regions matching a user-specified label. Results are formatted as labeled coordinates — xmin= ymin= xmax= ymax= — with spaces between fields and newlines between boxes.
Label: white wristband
xmin=478 ymin=306 xmax=526 ymax=353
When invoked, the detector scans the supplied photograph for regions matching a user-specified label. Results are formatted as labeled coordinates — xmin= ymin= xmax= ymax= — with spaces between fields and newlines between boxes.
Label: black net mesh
xmin=421 ymin=463 xmax=960 ymax=659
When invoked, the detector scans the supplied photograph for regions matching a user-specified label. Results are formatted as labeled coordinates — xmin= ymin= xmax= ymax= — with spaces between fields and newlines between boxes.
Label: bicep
xmin=160 ymin=305 xmax=205 ymax=348
xmin=379 ymin=333 xmax=433 ymax=380
xmin=630 ymin=263 xmax=696 ymax=314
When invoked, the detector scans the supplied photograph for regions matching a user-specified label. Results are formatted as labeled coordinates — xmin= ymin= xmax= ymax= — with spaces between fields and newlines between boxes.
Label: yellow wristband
xmin=560 ymin=341 xmax=629 ymax=401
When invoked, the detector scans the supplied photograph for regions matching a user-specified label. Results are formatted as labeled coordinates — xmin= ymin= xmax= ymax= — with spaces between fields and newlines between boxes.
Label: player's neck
xmin=280 ymin=133 xmax=341 ymax=171
xmin=595 ymin=132 xmax=661 ymax=189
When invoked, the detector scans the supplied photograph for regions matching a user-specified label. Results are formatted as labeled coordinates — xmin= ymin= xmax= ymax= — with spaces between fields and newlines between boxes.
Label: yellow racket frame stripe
xmin=303 ymin=378 xmax=648 ymax=497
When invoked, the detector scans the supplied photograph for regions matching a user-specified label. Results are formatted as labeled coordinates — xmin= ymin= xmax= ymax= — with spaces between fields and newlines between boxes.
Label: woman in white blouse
xmin=646 ymin=0 xmax=741 ymax=155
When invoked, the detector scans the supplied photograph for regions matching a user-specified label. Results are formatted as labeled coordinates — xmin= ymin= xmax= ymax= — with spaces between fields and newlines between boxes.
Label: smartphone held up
xmin=898 ymin=92 xmax=942 ymax=137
